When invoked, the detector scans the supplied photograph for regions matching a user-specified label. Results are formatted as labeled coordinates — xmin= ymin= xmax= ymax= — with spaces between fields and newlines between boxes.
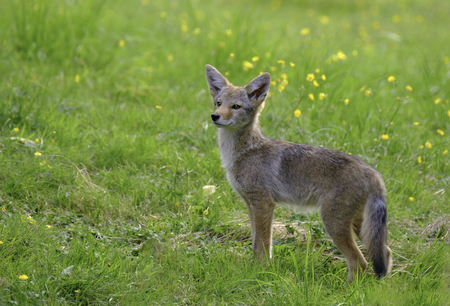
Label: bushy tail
xmin=360 ymin=194 xmax=392 ymax=278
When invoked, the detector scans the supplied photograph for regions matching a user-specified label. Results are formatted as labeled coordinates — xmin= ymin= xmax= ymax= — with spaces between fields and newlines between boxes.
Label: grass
xmin=0 ymin=0 xmax=449 ymax=304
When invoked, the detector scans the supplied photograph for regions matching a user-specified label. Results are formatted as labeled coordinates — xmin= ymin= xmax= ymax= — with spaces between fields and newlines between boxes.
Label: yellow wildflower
xmin=425 ymin=141 xmax=432 ymax=149
xmin=204 ymin=210 xmax=209 ymax=216
xmin=313 ymin=80 xmax=319 ymax=87
xmin=308 ymin=93 xmax=314 ymax=101
xmin=277 ymin=60 xmax=285 ymax=68
xmin=419 ymin=145 xmax=424 ymax=149
xmin=294 ymin=109 xmax=301 ymax=118
xmin=278 ymin=85 xmax=285 ymax=92
xmin=418 ymin=156 xmax=422 ymax=164
xmin=321 ymin=74 xmax=326 ymax=81
xmin=35 ymin=138 xmax=39 ymax=143
xmin=225 ymin=29 xmax=232 ymax=36
xmin=290 ymin=62 xmax=295 ymax=67
xmin=365 ymin=90 xmax=371 ymax=96
xmin=319 ymin=15 xmax=329 ymax=24
xmin=281 ymin=73 xmax=287 ymax=80
xmin=413 ymin=122 xmax=419 ymax=126
xmin=448 ymin=110 xmax=450 ymax=117
xmin=0 ymin=240 xmax=3 ymax=244
xmin=229 ymin=53 xmax=235 ymax=58
xmin=1 ymin=207 xmax=5 ymax=212
xmin=270 ymin=81 xmax=276 ymax=86
xmin=409 ymin=197 xmax=414 ymax=201
xmin=252 ymin=56 xmax=260 ymax=62
xmin=387 ymin=76 xmax=396 ymax=82
xmin=19 ymin=275 xmax=29 ymax=280
xmin=435 ymin=98 xmax=441 ymax=104
xmin=300 ymin=28 xmax=310 ymax=36
xmin=156 ymin=105 xmax=162 ymax=109
xmin=45 ymin=225 xmax=51 ymax=229
xmin=337 ymin=51 xmax=347 ymax=60
xmin=160 ymin=11 xmax=167 ymax=18
xmin=242 ymin=61 xmax=254 ymax=71
xmin=319 ymin=93 xmax=326 ymax=100
xmin=352 ymin=50 xmax=358 ymax=57
xmin=167 ymin=55 xmax=173 ymax=62
xmin=181 ymin=24 xmax=188 ymax=32
xmin=35 ymin=152 xmax=42 ymax=157
xmin=344 ymin=99 xmax=349 ymax=106
xmin=381 ymin=134 xmax=389 ymax=140
xmin=75 ymin=290 xmax=80 ymax=293
xmin=437 ymin=129 xmax=445 ymax=136
xmin=359 ymin=85 xmax=366 ymax=92
xmin=405 ymin=85 xmax=413 ymax=91
xmin=118 ymin=40 xmax=125 ymax=47
xmin=315 ymin=68 xmax=320 ymax=73
xmin=75 ymin=75 xmax=80 ymax=83
xmin=443 ymin=150 xmax=448 ymax=155
xmin=306 ymin=74 xmax=315 ymax=82
xmin=13 ymin=127 xmax=19 ymax=133
xmin=193 ymin=28 xmax=201 ymax=35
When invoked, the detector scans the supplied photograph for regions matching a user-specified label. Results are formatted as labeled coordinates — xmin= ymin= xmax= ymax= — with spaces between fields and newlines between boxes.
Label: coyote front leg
xmin=245 ymin=198 xmax=276 ymax=260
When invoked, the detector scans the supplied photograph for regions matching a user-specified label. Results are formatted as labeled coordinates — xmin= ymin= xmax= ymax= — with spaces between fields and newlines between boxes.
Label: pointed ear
xmin=245 ymin=73 xmax=271 ymax=103
xmin=205 ymin=65 xmax=230 ymax=98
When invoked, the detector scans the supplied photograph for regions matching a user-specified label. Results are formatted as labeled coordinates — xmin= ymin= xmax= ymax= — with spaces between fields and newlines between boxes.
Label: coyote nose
xmin=211 ymin=113 xmax=220 ymax=122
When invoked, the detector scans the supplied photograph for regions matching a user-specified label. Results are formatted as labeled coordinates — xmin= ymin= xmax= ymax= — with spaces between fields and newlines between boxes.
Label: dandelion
xmin=381 ymin=134 xmax=389 ymax=140
xmin=448 ymin=110 xmax=450 ymax=117
xmin=443 ymin=150 xmax=448 ymax=155
xmin=306 ymin=74 xmax=315 ymax=82
xmin=252 ymin=56 xmax=260 ymax=62
xmin=425 ymin=141 xmax=432 ymax=149
xmin=313 ymin=80 xmax=319 ymax=87
xmin=409 ymin=197 xmax=414 ymax=202
xmin=0 ymin=241 xmax=3 ymax=244
xmin=160 ymin=11 xmax=167 ymax=18
xmin=319 ymin=93 xmax=326 ymax=100
xmin=300 ymin=28 xmax=310 ymax=36
xmin=278 ymin=85 xmax=285 ymax=92
xmin=418 ymin=156 xmax=422 ymax=164
xmin=265 ymin=52 xmax=271 ymax=58
xmin=225 ymin=29 xmax=232 ymax=36
xmin=434 ymin=98 xmax=442 ymax=104
xmin=35 ymin=138 xmax=39 ymax=143
xmin=204 ymin=210 xmax=209 ymax=216
xmin=229 ymin=53 xmax=235 ymax=58
xmin=35 ymin=151 xmax=42 ymax=157
xmin=19 ymin=275 xmax=28 ymax=280
xmin=315 ymin=68 xmax=320 ymax=73
xmin=193 ymin=28 xmax=201 ymax=35
xmin=387 ymin=76 xmax=396 ymax=82
xmin=365 ymin=90 xmax=371 ymax=96
xmin=294 ymin=109 xmax=301 ymax=118
xmin=167 ymin=55 xmax=173 ymax=62
xmin=225 ymin=72 xmax=230 ymax=76
xmin=321 ymin=74 xmax=326 ymax=81
xmin=308 ymin=93 xmax=314 ymax=101
xmin=413 ymin=122 xmax=419 ymax=126
xmin=175 ymin=202 xmax=180 ymax=207
xmin=181 ymin=24 xmax=188 ymax=32
xmin=319 ymin=15 xmax=329 ymax=24
xmin=1 ymin=207 xmax=5 ymax=212
xmin=405 ymin=85 xmax=413 ymax=91
xmin=437 ymin=129 xmax=445 ymax=136
xmin=277 ymin=60 xmax=285 ymax=68
xmin=156 ymin=105 xmax=162 ymax=109
xmin=13 ymin=127 xmax=19 ymax=133
xmin=419 ymin=145 xmax=424 ymax=149
xmin=290 ymin=62 xmax=295 ymax=67
xmin=118 ymin=39 xmax=125 ymax=47
xmin=45 ymin=225 xmax=51 ymax=229
xmin=337 ymin=51 xmax=347 ymax=60
xmin=270 ymin=81 xmax=276 ymax=86
xmin=281 ymin=73 xmax=287 ymax=80
xmin=344 ymin=99 xmax=349 ymax=105
xmin=75 ymin=75 xmax=80 ymax=83
xmin=52 ymin=139 xmax=55 ymax=144
xmin=75 ymin=290 xmax=80 ymax=293
xmin=242 ymin=61 xmax=254 ymax=71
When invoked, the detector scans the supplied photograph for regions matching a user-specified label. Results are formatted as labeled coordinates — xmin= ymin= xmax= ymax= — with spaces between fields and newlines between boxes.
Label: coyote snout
xmin=205 ymin=64 xmax=392 ymax=283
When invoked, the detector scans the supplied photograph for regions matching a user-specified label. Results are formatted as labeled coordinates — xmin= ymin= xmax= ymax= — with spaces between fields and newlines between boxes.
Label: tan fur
xmin=205 ymin=64 xmax=392 ymax=283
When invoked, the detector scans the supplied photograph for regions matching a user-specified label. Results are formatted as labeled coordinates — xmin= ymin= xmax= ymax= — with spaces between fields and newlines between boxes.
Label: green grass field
xmin=1 ymin=0 xmax=449 ymax=304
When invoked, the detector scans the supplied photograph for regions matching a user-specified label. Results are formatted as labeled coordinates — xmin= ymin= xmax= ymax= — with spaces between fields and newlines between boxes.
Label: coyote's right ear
xmin=205 ymin=65 xmax=230 ymax=98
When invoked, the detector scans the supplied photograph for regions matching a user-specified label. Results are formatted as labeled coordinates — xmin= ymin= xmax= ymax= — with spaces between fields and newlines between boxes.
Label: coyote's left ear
xmin=205 ymin=64 xmax=230 ymax=98
xmin=245 ymin=73 xmax=271 ymax=104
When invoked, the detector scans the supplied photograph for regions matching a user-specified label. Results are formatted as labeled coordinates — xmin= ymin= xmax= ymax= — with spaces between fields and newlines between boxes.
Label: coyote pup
xmin=205 ymin=64 xmax=392 ymax=282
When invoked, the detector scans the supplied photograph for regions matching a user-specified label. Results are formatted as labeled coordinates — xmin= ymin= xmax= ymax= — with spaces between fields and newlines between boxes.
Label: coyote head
xmin=205 ymin=65 xmax=271 ymax=129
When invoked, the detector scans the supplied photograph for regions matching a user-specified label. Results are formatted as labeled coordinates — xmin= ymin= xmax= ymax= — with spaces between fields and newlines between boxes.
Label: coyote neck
xmin=218 ymin=121 xmax=265 ymax=169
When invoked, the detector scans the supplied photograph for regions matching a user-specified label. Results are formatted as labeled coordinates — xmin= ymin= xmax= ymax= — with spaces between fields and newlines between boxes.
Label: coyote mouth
xmin=213 ymin=122 xmax=232 ymax=127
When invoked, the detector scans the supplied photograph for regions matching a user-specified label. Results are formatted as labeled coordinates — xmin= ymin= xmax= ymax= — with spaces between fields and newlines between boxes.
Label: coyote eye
xmin=216 ymin=101 xmax=222 ymax=106
xmin=232 ymin=104 xmax=241 ymax=110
